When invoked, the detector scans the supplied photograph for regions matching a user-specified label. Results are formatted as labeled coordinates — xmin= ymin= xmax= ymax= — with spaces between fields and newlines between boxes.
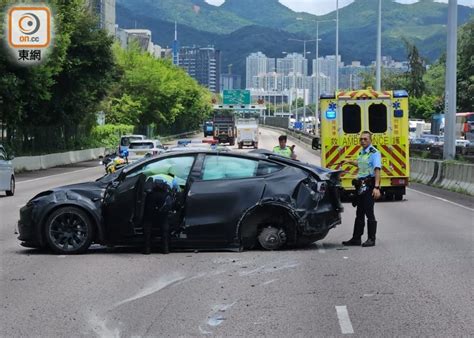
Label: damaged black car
xmin=18 ymin=150 xmax=343 ymax=254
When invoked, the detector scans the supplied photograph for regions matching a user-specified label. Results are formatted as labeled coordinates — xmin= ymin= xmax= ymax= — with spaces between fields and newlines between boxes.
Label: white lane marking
xmin=114 ymin=274 xmax=185 ymax=307
xmin=16 ymin=166 xmax=100 ymax=185
xmin=57 ymin=255 xmax=66 ymax=258
xmin=343 ymin=256 xmax=348 ymax=259
xmin=335 ymin=305 xmax=354 ymax=334
xmin=316 ymin=242 xmax=326 ymax=253
xmin=407 ymin=188 xmax=474 ymax=212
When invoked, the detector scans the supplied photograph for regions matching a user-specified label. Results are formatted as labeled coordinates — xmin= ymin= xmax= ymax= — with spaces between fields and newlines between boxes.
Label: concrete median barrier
xmin=410 ymin=158 xmax=474 ymax=195
xmin=13 ymin=147 xmax=106 ymax=172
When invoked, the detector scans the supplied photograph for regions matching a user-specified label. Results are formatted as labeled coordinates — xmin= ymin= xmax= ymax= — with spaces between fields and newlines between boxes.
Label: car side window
xmin=202 ymin=155 xmax=258 ymax=180
xmin=127 ymin=156 xmax=195 ymax=186
xmin=256 ymin=161 xmax=283 ymax=176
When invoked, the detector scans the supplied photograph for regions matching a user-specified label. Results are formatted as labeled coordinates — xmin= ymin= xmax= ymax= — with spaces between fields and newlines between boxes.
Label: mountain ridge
xmin=116 ymin=0 xmax=473 ymax=87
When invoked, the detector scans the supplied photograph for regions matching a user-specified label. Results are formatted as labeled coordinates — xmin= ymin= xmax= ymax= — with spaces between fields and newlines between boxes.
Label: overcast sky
xmin=204 ymin=0 xmax=474 ymax=15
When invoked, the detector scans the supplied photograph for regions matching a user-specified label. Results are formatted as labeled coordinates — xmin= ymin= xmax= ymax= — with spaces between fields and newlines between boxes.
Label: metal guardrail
xmin=410 ymin=144 xmax=474 ymax=163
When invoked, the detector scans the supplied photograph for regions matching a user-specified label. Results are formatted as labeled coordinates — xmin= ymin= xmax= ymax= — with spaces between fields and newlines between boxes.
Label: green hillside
xmin=116 ymin=0 xmax=473 ymax=85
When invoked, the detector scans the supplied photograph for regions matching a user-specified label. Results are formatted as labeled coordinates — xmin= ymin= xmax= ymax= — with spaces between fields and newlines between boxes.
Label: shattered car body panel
xmin=18 ymin=150 xmax=343 ymax=253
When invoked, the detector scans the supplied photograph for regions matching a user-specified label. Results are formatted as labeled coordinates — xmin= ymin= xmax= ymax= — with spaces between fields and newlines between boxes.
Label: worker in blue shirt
xmin=341 ymin=131 xmax=382 ymax=247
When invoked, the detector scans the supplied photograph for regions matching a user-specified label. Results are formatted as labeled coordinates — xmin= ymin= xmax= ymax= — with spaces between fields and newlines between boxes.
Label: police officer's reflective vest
xmin=150 ymin=173 xmax=180 ymax=191
xmin=273 ymin=146 xmax=292 ymax=158
xmin=357 ymin=147 xmax=377 ymax=178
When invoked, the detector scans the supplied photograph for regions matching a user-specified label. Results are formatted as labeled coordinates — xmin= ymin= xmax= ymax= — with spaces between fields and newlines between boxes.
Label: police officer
xmin=341 ymin=131 xmax=382 ymax=247
xmin=273 ymin=135 xmax=297 ymax=160
xmin=139 ymin=166 xmax=180 ymax=254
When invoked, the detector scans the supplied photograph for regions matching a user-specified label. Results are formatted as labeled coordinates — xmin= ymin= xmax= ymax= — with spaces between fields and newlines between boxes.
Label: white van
xmin=118 ymin=134 xmax=146 ymax=154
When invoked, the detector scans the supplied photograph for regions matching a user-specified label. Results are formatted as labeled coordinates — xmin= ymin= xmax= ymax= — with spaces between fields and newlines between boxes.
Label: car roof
xmin=130 ymin=139 xmax=157 ymax=143
xmin=122 ymin=148 xmax=336 ymax=179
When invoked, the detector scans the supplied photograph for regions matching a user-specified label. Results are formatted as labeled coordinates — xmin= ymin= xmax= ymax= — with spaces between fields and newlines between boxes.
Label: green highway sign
xmin=223 ymin=90 xmax=251 ymax=105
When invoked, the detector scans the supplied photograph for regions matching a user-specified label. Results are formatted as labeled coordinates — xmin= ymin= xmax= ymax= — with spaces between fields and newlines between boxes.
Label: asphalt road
xmin=1 ymin=128 xmax=473 ymax=337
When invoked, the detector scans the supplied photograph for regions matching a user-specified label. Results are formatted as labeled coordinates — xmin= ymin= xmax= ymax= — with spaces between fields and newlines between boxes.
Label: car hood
xmin=50 ymin=181 xmax=106 ymax=200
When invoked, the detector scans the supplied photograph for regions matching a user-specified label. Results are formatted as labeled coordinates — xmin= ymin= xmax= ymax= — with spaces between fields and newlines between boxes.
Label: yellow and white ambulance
xmin=320 ymin=88 xmax=409 ymax=200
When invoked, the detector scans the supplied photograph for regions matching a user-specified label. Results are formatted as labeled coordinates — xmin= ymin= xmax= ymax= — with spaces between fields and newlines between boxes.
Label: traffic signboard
xmin=223 ymin=90 xmax=251 ymax=105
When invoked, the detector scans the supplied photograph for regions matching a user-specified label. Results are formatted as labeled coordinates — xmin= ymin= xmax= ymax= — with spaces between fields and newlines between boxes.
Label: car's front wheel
xmin=258 ymin=226 xmax=287 ymax=250
xmin=44 ymin=207 xmax=94 ymax=254
xmin=6 ymin=176 xmax=15 ymax=196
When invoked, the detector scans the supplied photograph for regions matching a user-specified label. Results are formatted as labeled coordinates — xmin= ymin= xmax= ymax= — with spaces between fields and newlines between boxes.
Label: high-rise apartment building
xmin=87 ymin=0 xmax=116 ymax=35
xmin=313 ymin=55 xmax=342 ymax=92
xmin=179 ymin=46 xmax=221 ymax=93
xmin=276 ymin=53 xmax=308 ymax=76
xmin=245 ymin=52 xmax=275 ymax=89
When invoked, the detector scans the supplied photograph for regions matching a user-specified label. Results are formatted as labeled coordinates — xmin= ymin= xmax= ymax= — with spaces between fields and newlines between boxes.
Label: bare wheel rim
xmin=48 ymin=212 xmax=88 ymax=251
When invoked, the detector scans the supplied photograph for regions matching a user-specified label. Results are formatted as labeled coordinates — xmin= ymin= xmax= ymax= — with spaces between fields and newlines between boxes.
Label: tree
xmin=423 ymin=55 xmax=445 ymax=97
xmin=457 ymin=18 xmax=473 ymax=112
xmin=404 ymin=39 xmax=426 ymax=98
xmin=0 ymin=0 xmax=117 ymax=153
xmin=108 ymin=43 xmax=212 ymax=135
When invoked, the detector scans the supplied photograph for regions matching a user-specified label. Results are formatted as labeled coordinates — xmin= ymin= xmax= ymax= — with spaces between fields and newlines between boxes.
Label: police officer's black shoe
xmin=362 ymin=239 xmax=375 ymax=247
xmin=342 ymin=238 xmax=361 ymax=246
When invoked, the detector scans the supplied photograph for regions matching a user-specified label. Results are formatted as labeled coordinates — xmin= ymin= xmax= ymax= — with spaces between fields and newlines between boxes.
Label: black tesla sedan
xmin=18 ymin=150 xmax=343 ymax=254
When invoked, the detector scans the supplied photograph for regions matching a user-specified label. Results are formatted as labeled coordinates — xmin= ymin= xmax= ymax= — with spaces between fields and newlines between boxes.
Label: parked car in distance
xmin=128 ymin=139 xmax=166 ymax=161
xmin=0 ymin=145 xmax=15 ymax=196
xmin=421 ymin=134 xmax=444 ymax=145
xmin=118 ymin=134 xmax=146 ymax=154
xmin=18 ymin=149 xmax=343 ymax=254
xmin=410 ymin=138 xmax=430 ymax=145
xmin=455 ymin=139 xmax=471 ymax=147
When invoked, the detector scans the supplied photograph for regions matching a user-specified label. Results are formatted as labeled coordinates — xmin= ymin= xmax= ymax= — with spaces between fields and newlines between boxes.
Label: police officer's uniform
xmin=343 ymin=144 xmax=381 ymax=247
xmin=139 ymin=173 xmax=180 ymax=254
xmin=272 ymin=146 xmax=292 ymax=158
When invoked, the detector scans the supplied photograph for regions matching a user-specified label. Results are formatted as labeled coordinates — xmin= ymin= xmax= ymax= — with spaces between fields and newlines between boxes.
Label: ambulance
xmin=320 ymin=88 xmax=409 ymax=200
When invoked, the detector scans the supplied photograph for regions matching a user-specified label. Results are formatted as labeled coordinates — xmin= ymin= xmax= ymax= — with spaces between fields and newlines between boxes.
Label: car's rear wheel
xmin=6 ymin=176 xmax=15 ymax=196
xmin=44 ymin=207 xmax=94 ymax=254
xmin=258 ymin=226 xmax=287 ymax=250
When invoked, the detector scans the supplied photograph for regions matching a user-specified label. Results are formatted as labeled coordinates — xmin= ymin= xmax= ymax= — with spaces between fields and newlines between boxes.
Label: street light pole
xmin=375 ymin=0 xmax=382 ymax=91
xmin=316 ymin=21 xmax=319 ymax=125
xmin=444 ymin=0 xmax=457 ymax=160
xmin=289 ymin=38 xmax=316 ymax=132
xmin=335 ymin=0 xmax=339 ymax=93
xmin=297 ymin=17 xmax=335 ymax=133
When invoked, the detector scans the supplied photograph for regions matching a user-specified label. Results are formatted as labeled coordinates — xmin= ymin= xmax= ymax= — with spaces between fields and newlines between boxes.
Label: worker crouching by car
xmin=136 ymin=167 xmax=180 ymax=254
xmin=341 ymin=131 xmax=382 ymax=247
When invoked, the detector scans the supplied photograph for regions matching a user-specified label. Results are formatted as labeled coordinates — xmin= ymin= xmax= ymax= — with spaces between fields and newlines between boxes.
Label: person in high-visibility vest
xmin=340 ymin=131 xmax=382 ymax=247
xmin=273 ymin=135 xmax=297 ymax=160
xmin=138 ymin=165 xmax=180 ymax=254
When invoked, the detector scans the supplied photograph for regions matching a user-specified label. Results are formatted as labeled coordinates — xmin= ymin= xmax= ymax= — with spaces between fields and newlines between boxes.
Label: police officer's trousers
xmin=353 ymin=189 xmax=377 ymax=241
xmin=142 ymin=179 xmax=173 ymax=254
